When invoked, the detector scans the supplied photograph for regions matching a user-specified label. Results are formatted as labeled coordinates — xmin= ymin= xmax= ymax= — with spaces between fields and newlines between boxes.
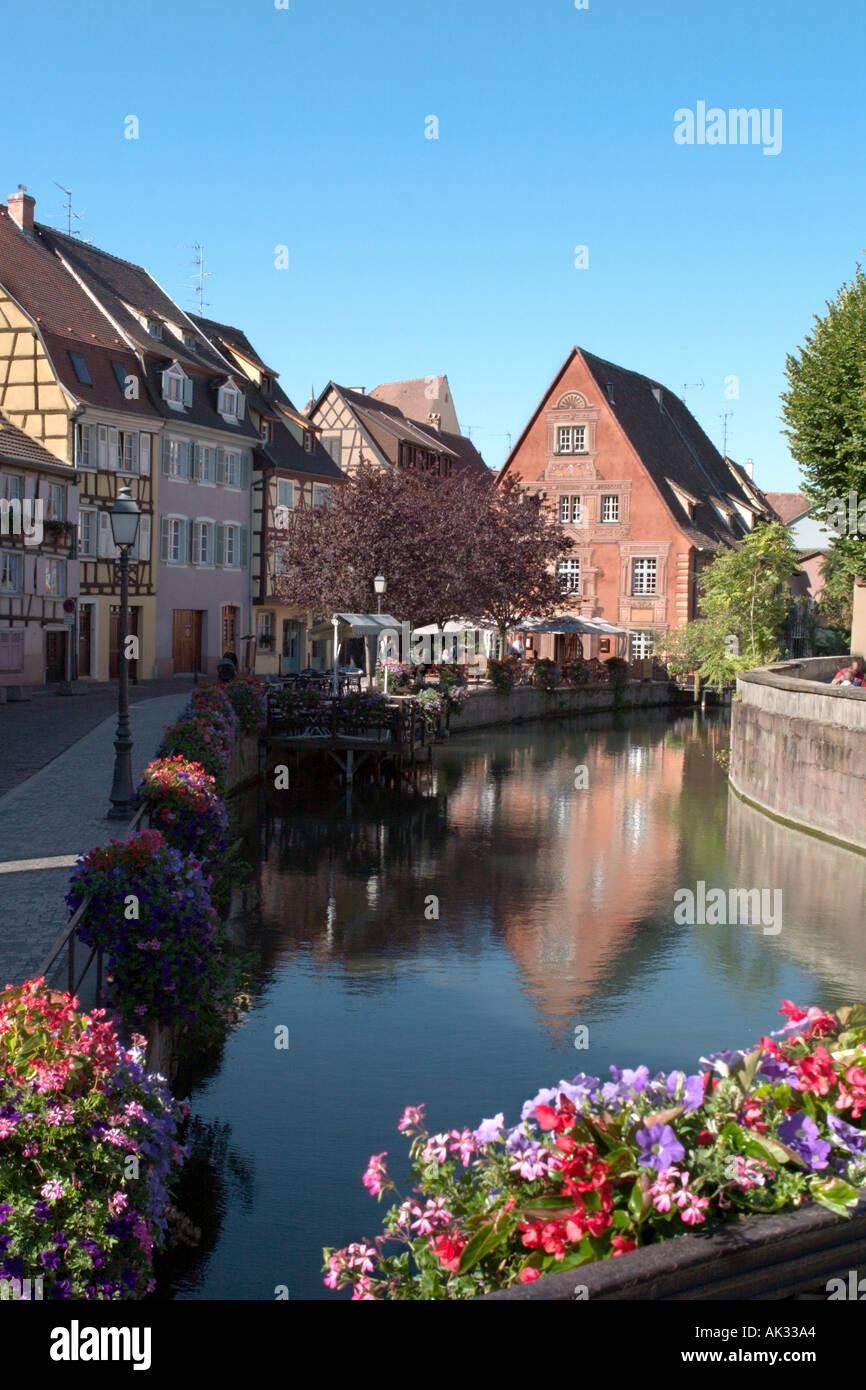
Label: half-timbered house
xmin=192 ymin=317 xmax=347 ymax=675
xmin=307 ymin=383 xmax=489 ymax=480
xmin=0 ymin=413 xmax=80 ymax=686
xmin=0 ymin=188 xmax=158 ymax=681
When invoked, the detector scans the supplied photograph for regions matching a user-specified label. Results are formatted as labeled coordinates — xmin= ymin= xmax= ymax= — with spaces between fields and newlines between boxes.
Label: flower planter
xmin=479 ymin=1190 xmax=866 ymax=1299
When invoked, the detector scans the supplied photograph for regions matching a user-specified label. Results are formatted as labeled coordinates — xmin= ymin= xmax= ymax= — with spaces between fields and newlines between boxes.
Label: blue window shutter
xmin=240 ymin=453 xmax=250 ymax=490
xmin=159 ymin=517 xmax=169 ymax=561
xmin=182 ymin=375 xmax=193 ymax=408
xmin=161 ymin=369 xmax=169 ymax=400
xmin=239 ymin=526 xmax=248 ymax=569
xmin=215 ymin=448 xmax=226 ymax=485
xmin=192 ymin=444 xmax=202 ymax=481
xmin=161 ymin=437 xmax=170 ymax=474
xmin=215 ymin=522 xmax=225 ymax=566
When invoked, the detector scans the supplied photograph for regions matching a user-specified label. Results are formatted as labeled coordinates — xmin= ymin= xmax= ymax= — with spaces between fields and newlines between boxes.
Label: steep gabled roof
xmin=764 ymin=491 xmax=810 ymax=525
xmin=0 ymin=412 xmax=70 ymax=470
xmin=190 ymin=314 xmax=276 ymax=376
xmin=370 ymin=375 xmax=459 ymax=432
xmin=501 ymin=346 xmax=772 ymax=550
xmin=38 ymin=225 xmax=236 ymax=377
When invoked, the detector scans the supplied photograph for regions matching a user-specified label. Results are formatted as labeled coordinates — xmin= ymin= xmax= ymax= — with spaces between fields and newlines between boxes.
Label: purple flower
xmin=665 ymin=1071 xmax=705 ymax=1113
xmin=474 ymin=1113 xmax=505 ymax=1145
xmin=757 ymin=1056 xmax=794 ymax=1083
xmin=32 ymin=1200 xmax=52 ymax=1221
xmin=520 ymin=1088 xmax=558 ymax=1123
xmin=558 ymin=1075 xmax=600 ymax=1107
xmin=636 ymin=1123 xmax=685 ymax=1171
xmin=778 ymin=1113 xmax=831 ymax=1170
xmin=0 ymin=1203 xmax=12 ymax=1223
xmin=827 ymin=1113 xmax=866 ymax=1156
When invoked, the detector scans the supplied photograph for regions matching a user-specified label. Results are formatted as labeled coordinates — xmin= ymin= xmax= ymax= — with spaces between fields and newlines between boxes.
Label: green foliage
xmin=665 ymin=523 xmax=800 ymax=688
xmin=780 ymin=262 xmax=866 ymax=582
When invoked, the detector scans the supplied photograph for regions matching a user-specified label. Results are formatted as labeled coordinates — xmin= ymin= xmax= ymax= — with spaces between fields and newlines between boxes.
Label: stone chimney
xmin=427 ymin=411 xmax=441 ymax=431
xmin=8 ymin=184 xmax=35 ymax=235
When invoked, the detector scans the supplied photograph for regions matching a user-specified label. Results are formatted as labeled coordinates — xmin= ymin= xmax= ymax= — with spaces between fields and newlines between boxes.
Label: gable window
xmin=557 ymin=557 xmax=581 ymax=594
xmin=78 ymin=507 xmax=97 ymax=557
xmin=68 ymin=351 xmax=92 ymax=385
xmin=45 ymin=484 xmax=65 ymax=522
xmin=183 ymin=334 xmax=197 ymax=352
xmin=600 ymin=494 xmax=619 ymax=523
xmin=148 ymin=320 xmax=164 ymax=340
xmin=304 ymin=431 xmax=314 ymax=454
xmin=261 ymin=420 xmax=273 ymax=444
xmin=1 ymin=474 xmax=22 ymax=503
xmin=313 ymin=484 xmax=332 ymax=509
xmin=556 ymin=425 xmax=586 ymax=454
xmin=162 ymin=364 xmax=192 ymax=410
xmin=0 ymin=552 xmax=23 ymax=593
xmin=277 ymin=479 xmax=294 ymax=510
xmin=217 ymin=382 xmax=245 ymax=421
xmin=631 ymin=558 xmax=657 ymax=595
xmin=559 ymin=495 xmax=582 ymax=524
xmin=630 ymin=630 xmax=655 ymax=661
xmin=260 ymin=375 xmax=270 ymax=394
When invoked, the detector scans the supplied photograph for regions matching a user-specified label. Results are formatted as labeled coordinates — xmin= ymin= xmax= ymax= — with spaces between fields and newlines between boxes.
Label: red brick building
xmin=498 ymin=347 xmax=774 ymax=662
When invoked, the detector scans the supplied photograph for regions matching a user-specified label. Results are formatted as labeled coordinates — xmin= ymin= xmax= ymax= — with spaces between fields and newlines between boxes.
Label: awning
xmin=332 ymin=613 xmax=402 ymax=636
xmin=517 ymin=616 xmax=628 ymax=636
xmin=413 ymin=619 xmax=499 ymax=635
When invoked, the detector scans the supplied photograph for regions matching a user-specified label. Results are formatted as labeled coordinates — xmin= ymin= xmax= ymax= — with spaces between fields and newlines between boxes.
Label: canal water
xmin=158 ymin=707 xmax=866 ymax=1301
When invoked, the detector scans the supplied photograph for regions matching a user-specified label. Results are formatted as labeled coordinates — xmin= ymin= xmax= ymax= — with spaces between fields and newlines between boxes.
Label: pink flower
xmin=40 ymin=1180 xmax=64 ymax=1202
xmin=108 ymin=1191 xmax=129 ymax=1216
xmin=0 ymin=1118 xmax=18 ymax=1138
xmin=351 ymin=1277 xmax=377 ymax=1300
xmin=345 ymin=1242 xmax=377 ymax=1273
xmin=361 ymin=1152 xmax=389 ymax=1197
xmin=409 ymin=1198 xmax=453 ymax=1235
xmin=421 ymin=1133 xmax=450 ymax=1164
xmin=448 ymin=1129 xmax=477 ymax=1168
xmin=323 ymin=1256 xmax=343 ymax=1290
xmin=398 ymin=1104 xmax=425 ymax=1133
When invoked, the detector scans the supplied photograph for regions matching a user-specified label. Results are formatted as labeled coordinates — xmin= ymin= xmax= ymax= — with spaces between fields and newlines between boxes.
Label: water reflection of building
xmin=726 ymin=789 xmax=866 ymax=1001
xmin=255 ymin=715 xmax=699 ymax=1032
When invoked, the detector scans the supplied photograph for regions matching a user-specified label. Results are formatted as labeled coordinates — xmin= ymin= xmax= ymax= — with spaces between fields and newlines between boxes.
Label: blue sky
xmin=5 ymin=0 xmax=865 ymax=488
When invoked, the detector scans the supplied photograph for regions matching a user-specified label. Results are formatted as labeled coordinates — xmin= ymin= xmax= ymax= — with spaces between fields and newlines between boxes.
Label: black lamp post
xmin=373 ymin=573 xmax=386 ymax=614
xmin=107 ymin=486 xmax=141 ymax=820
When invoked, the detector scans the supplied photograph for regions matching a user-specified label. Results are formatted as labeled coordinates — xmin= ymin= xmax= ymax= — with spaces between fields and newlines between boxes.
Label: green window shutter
xmin=182 ymin=375 xmax=193 ymax=408
xmin=161 ymin=368 xmax=169 ymax=400
xmin=159 ymin=517 xmax=169 ymax=561
xmin=240 ymin=453 xmax=250 ymax=489
xmin=192 ymin=443 xmax=202 ymax=481
xmin=191 ymin=521 xmax=201 ymax=563
xmin=215 ymin=522 xmax=225 ymax=566
xmin=185 ymin=519 xmax=193 ymax=563
xmin=239 ymin=526 xmax=248 ymax=569
xmin=215 ymin=448 xmax=226 ymax=485
xmin=237 ymin=392 xmax=245 ymax=421
xmin=161 ymin=437 xmax=170 ymax=474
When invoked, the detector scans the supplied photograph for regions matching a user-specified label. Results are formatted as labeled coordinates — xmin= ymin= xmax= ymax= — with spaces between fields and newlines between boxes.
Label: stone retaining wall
xmin=730 ymin=656 xmax=866 ymax=852
xmin=448 ymin=681 xmax=680 ymax=733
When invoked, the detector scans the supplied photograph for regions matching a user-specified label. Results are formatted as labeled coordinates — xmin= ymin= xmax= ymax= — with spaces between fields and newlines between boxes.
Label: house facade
xmin=0 ymin=414 xmax=80 ymax=686
xmin=193 ymin=316 xmax=347 ymax=675
xmin=37 ymin=220 xmax=260 ymax=677
xmin=307 ymin=382 xmax=488 ymax=480
xmin=499 ymin=347 xmax=774 ymax=662
xmin=0 ymin=189 xmax=158 ymax=681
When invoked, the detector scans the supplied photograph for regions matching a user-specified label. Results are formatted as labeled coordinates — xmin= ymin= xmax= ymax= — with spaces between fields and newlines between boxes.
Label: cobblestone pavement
xmin=0 ymin=678 xmax=197 ymax=798
xmin=0 ymin=691 xmax=192 ymax=987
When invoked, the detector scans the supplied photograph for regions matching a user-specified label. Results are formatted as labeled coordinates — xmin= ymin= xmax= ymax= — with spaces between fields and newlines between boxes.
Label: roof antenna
xmin=681 ymin=379 xmax=704 ymax=404
xmin=52 ymin=182 xmax=87 ymax=238
xmin=720 ymin=408 xmax=734 ymax=458
xmin=187 ymin=242 xmax=212 ymax=315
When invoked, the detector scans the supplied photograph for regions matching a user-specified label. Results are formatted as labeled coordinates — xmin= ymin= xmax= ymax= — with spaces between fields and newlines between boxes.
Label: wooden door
xmin=110 ymin=606 xmax=139 ymax=680
xmin=172 ymin=609 xmax=202 ymax=673
xmin=221 ymin=605 xmax=239 ymax=658
xmin=45 ymin=630 xmax=67 ymax=682
xmin=78 ymin=604 xmax=92 ymax=678
xmin=281 ymin=619 xmax=301 ymax=672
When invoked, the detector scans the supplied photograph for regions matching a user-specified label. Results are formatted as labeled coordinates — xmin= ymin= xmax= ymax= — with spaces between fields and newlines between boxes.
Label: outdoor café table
xmin=338 ymin=668 xmax=363 ymax=695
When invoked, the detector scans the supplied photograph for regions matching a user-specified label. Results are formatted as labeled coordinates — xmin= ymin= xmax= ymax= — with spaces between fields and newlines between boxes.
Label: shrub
xmin=532 ymin=658 xmax=559 ymax=692
xmin=415 ymin=688 xmax=444 ymax=726
xmin=66 ymin=831 xmax=219 ymax=1027
xmin=487 ymin=659 xmax=514 ymax=694
xmin=160 ymin=709 xmax=236 ymax=786
xmin=376 ymin=660 xmax=415 ymax=693
xmin=604 ymin=656 xmax=630 ymax=688
xmin=138 ymin=756 xmax=229 ymax=864
xmin=323 ymin=1001 xmax=866 ymax=1299
xmin=563 ymin=658 xmax=590 ymax=686
xmin=0 ymin=978 xmax=185 ymax=1300
xmin=225 ymin=674 xmax=267 ymax=733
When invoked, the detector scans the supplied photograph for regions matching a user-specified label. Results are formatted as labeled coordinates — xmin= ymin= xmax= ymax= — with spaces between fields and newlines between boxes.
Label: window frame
xmin=557 ymin=556 xmax=581 ymax=594
xmin=600 ymin=494 xmax=620 ymax=523
xmin=631 ymin=557 xmax=658 ymax=596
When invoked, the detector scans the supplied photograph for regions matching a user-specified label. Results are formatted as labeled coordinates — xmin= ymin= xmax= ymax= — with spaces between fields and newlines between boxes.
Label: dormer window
xmin=260 ymin=375 xmax=270 ymax=394
xmin=148 ymin=320 xmax=164 ymax=340
xmin=261 ymin=420 xmax=273 ymax=444
xmin=217 ymin=380 xmax=245 ymax=422
xmin=304 ymin=431 xmax=314 ymax=454
xmin=183 ymin=334 xmax=197 ymax=351
xmin=162 ymin=362 xmax=192 ymax=410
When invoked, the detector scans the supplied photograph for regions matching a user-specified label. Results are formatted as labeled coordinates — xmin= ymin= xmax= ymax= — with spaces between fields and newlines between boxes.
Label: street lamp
xmin=107 ymin=486 xmax=141 ymax=820
xmin=373 ymin=574 xmax=386 ymax=614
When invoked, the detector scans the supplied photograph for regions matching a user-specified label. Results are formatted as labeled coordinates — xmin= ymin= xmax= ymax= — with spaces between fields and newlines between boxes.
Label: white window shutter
xmin=97 ymin=425 xmax=108 ymax=470
xmin=215 ymin=521 xmax=225 ymax=566
xmin=98 ymin=511 xmax=113 ymax=558
xmin=160 ymin=517 xmax=169 ymax=561
xmin=182 ymin=375 xmax=193 ymax=408
xmin=138 ymin=514 xmax=151 ymax=565
xmin=140 ymin=433 xmax=151 ymax=476
xmin=108 ymin=428 xmax=119 ymax=470
xmin=237 ymin=393 xmax=245 ymax=421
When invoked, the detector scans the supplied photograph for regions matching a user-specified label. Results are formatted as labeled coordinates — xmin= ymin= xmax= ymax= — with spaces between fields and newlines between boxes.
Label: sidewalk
xmin=0 ymin=692 xmax=191 ymax=987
